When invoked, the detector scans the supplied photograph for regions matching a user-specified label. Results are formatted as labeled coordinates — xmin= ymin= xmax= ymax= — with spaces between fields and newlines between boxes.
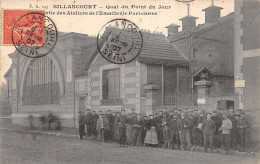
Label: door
xmin=79 ymin=97 xmax=86 ymax=113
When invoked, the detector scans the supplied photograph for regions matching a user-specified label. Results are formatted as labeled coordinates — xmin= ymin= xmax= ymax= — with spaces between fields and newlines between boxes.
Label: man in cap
xmin=238 ymin=111 xmax=249 ymax=152
xmin=162 ymin=112 xmax=170 ymax=148
xmin=201 ymin=113 xmax=216 ymax=152
xmin=219 ymin=113 xmax=232 ymax=154
xmin=169 ymin=113 xmax=180 ymax=149
xmin=211 ymin=110 xmax=222 ymax=148
xmin=177 ymin=112 xmax=192 ymax=151
xmin=117 ymin=109 xmax=128 ymax=147
xmin=106 ymin=109 xmax=115 ymax=141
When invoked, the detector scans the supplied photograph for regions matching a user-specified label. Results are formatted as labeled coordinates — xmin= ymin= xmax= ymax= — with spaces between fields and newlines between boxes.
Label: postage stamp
xmin=2 ymin=10 xmax=44 ymax=45
xmin=11 ymin=11 xmax=58 ymax=58
xmin=97 ymin=18 xmax=143 ymax=64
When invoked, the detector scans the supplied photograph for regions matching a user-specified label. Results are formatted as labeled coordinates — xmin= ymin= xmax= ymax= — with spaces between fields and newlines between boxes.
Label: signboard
xmin=235 ymin=80 xmax=245 ymax=88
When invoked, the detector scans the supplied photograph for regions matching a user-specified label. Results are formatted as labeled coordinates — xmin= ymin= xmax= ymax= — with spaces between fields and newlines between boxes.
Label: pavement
xmin=0 ymin=130 xmax=259 ymax=164
xmin=1 ymin=121 xmax=259 ymax=159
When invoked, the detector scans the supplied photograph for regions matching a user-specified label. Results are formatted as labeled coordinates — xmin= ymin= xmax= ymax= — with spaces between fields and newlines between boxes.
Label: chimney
xmin=179 ymin=4 xmax=198 ymax=32
xmin=202 ymin=0 xmax=223 ymax=23
xmin=165 ymin=23 xmax=180 ymax=37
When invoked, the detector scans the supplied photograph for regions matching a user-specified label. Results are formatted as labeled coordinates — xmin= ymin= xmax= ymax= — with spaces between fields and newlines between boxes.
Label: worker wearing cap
xmin=219 ymin=113 xmax=232 ymax=154
xmin=238 ymin=111 xmax=249 ymax=152
xmin=169 ymin=113 xmax=180 ymax=149
xmin=212 ymin=110 xmax=222 ymax=148
xmin=106 ymin=109 xmax=115 ymax=141
xmin=117 ymin=109 xmax=128 ymax=147
xmin=201 ymin=113 xmax=216 ymax=152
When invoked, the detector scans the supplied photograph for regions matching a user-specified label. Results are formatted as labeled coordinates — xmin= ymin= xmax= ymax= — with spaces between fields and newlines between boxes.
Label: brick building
xmin=165 ymin=3 xmax=235 ymax=111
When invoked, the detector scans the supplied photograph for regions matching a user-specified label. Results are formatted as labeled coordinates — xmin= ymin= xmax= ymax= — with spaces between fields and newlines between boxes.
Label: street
xmin=0 ymin=131 xmax=259 ymax=164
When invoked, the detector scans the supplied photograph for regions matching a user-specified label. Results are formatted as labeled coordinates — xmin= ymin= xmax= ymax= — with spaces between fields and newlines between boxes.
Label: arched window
xmin=23 ymin=56 xmax=60 ymax=105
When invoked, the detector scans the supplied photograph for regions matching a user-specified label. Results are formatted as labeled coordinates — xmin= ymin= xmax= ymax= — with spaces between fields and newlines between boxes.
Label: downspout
xmin=162 ymin=64 xmax=164 ymax=107
xmin=73 ymin=53 xmax=76 ymax=128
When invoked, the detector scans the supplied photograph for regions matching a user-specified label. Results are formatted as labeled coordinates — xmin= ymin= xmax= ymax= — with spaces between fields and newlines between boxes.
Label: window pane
xmin=102 ymin=68 xmax=120 ymax=100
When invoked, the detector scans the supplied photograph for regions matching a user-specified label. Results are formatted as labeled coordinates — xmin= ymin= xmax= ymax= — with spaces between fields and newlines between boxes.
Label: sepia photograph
xmin=0 ymin=0 xmax=259 ymax=163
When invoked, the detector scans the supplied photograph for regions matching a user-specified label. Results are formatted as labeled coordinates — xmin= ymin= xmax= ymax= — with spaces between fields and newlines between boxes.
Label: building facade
xmin=234 ymin=0 xmax=260 ymax=142
xmin=4 ymin=3 xmax=236 ymax=128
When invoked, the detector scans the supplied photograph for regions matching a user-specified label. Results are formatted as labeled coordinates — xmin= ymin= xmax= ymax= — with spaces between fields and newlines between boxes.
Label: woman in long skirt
xmin=144 ymin=115 xmax=158 ymax=147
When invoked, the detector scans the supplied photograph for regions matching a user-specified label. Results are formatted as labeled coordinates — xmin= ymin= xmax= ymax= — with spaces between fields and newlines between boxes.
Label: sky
xmin=0 ymin=0 xmax=234 ymax=84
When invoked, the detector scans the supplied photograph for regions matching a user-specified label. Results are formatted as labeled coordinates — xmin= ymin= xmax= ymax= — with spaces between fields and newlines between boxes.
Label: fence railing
xmin=164 ymin=94 xmax=195 ymax=106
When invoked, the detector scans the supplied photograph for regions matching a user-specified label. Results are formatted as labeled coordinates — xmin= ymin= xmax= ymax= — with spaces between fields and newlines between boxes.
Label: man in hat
xmin=238 ymin=111 xmax=249 ymax=152
xmin=212 ymin=110 xmax=222 ymax=148
xmin=117 ymin=109 xmax=128 ymax=147
xmin=132 ymin=113 xmax=144 ymax=146
xmin=85 ymin=109 xmax=93 ymax=137
xmin=126 ymin=108 xmax=137 ymax=145
xmin=219 ymin=113 xmax=232 ymax=154
xmin=157 ymin=111 xmax=164 ymax=145
xmin=106 ymin=109 xmax=115 ymax=141
xmin=78 ymin=111 xmax=86 ymax=140
xmin=201 ymin=113 xmax=216 ymax=152
xmin=177 ymin=112 xmax=192 ymax=151
xmin=195 ymin=110 xmax=206 ymax=147
xmin=169 ymin=113 xmax=180 ymax=149
xmin=161 ymin=112 xmax=170 ymax=148
xmin=227 ymin=107 xmax=236 ymax=149
xmin=90 ymin=110 xmax=99 ymax=138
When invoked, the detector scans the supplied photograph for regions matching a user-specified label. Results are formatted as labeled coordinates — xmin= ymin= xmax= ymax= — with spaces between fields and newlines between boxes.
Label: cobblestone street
xmin=0 ymin=131 xmax=259 ymax=164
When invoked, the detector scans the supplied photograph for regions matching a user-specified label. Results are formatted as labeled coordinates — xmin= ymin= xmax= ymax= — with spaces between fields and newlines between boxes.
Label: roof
xmin=165 ymin=23 xmax=180 ymax=28
xmin=85 ymin=28 xmax=188 ymax=69
xmin=202 ymin=5 xmax=223 ymax=11
xmin=179 ymin=15 xmax=198 ymax=20
xmin=4 ymin=67 xmax=12 ymax=78
xmin=168 ymin=12 xmax=234 ymax=41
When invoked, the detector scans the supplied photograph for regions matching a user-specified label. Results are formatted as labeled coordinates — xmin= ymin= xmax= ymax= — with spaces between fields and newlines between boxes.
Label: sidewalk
xmin=1 ymin=121 xmax=259 ymax=158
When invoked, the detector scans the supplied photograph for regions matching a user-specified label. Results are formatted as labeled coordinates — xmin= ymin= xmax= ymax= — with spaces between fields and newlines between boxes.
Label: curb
xmin=1 ymin=128 xmax=259 ymax=158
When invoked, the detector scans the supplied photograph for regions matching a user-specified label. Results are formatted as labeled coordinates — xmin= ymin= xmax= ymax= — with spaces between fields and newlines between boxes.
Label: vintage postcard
xmin=0 ymin=0 xmax=259 ymax=163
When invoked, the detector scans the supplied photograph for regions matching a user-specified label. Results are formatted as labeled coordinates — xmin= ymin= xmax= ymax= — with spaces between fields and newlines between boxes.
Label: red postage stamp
xmin=2 ymin=10 xmax=45 ymax=46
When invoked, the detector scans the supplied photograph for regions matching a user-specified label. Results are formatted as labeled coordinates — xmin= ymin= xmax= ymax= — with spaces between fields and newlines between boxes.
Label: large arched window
xmin=23 ymin=56 xmax=60 ymax=105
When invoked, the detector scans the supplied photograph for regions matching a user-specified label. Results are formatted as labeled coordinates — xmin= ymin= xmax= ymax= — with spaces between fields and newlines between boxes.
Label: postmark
xmin=11 ymin=12 xmax=58 ymax=58
xmin=97 ymin=18 xmax=143 ymax=64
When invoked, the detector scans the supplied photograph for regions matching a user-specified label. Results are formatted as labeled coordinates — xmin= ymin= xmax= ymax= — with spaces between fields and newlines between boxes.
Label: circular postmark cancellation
xmin=12 ymin=12 xmax=58 ymax=58
xmin=97 ymin=19 xmax=143 ymax=64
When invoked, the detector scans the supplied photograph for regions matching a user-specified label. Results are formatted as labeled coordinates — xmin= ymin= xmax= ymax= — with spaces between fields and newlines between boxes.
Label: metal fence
xmin=164 ymin=94 xmax=196 ymax=107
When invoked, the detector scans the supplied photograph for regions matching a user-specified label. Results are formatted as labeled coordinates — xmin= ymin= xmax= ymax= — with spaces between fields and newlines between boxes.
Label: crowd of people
xmin=78 ymin=107 xmax=249 ymax=154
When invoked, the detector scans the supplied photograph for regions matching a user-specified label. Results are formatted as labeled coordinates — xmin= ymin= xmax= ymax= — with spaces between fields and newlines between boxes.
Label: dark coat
xmin=78 ymin=114 xmax=86 ymax=125
xmin=117 ymin=115 xmax=128 ymax=128
xmin=147 ymin=119 xmax=157 ymax=130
